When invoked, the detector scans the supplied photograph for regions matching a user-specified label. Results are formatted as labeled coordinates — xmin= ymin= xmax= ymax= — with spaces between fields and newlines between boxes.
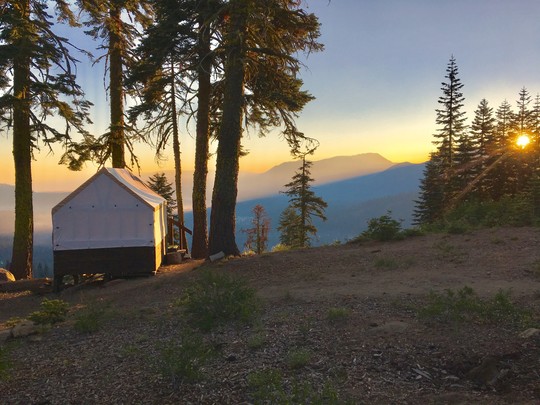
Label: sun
xmin=516 ymin=134 xmax=530 ymax=149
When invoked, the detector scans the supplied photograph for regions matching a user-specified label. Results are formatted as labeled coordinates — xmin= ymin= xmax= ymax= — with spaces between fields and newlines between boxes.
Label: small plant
xmin=247 ymin=368 xmax=346 ymax=404
xmin=181 ymin=270 xmax=260 ymax=331
xmin=271 ymin=243 xmax=291 ymax=252
xmin=28 ymin=299 xmax=69 ymax=325
xmin=247 ymin=332 xmax=267 ymax=350
xmin=373 ymin=257 xmax=399 ymax=270
xmin=326 ymin=307 xmax=350 ymax=324
xmin=286 ymin=348 xmax=311 ymax=369
xmin=74 ymin=303 xmax=110 ymax=333
xmin=0 ymin=345 xmax=12 ymax=381
xmin=361 ymin=211 xmax=403 ymax=241
xmin=248 ymin=369 xmax=286 ymax=403
xmin=156 ymin=331 xmax=213 ymax=387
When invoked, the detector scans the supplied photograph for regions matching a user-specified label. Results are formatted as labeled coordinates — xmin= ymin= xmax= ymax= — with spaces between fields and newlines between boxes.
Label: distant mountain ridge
xmin=233 ymin=163 xmax=425 ymax=248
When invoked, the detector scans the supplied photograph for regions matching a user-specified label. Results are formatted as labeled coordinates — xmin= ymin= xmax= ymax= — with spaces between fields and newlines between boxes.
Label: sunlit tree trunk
xmin=208 ymin=0 xmax=249 ymax=256
xmin=11 ymin=0 xmax=33 ymax=280
xmin=170 ymin=63 xmax=188 ymax=251
xmin=109 ymin=4 xmax=125 ymax=168
xmin=191 ymin=11 xmax=212 ymax=259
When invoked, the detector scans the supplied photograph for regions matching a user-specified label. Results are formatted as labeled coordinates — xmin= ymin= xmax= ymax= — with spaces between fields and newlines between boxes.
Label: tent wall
xmin=53 ymin=174 xmax=158 ymax=251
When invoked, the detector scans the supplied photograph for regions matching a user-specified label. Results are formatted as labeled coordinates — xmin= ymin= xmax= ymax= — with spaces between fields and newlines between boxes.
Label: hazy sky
xmin=2 ymin=0 xmax=540 ymax=191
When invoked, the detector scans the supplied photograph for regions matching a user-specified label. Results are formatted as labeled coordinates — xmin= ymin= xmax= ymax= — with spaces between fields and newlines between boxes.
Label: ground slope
xmin=0 ymin=227 xmax=539 ymax=404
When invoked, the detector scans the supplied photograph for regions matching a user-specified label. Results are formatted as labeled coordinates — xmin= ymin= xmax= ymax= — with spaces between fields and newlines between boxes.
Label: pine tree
xmin=70 ymin=0 xmax=153 ymax=168
xmin=454 ymin=133 xmax=476 ymax=196
xmin=413 ymin=153 xmax=445 ymax=225
xmin=415 ymin=56 xmax=467 ymax=224
xmin=277 ymin=206 xmax=301 ymax=248
xmin=146 ymin=173 xmax=176 ymax=216
xmin=208 ymin=0 xmax=322 ymax=256
xmin=434 ymin=56 xmax=467 ymax=172
xmin=127 ymin=0 xmax=211 ymax=252
xmin=242 ymin=205 xmax=270 ymax=254
xmin=488 ymin=100 xmax=514 ymax=199
xmin=279 ymin=155 xmax=327 ymax=248
xmin=469 ymin=99 xmax=496 ymax=197
xmin=0 ymin=1 xmax=92 ymax=279
xmin=501 ymin=88 xmax=534 ymax=195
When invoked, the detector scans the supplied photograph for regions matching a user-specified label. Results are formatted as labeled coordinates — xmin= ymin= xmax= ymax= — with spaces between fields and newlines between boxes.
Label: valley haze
xmin=0 ymin=153 xmax=424 ymax=271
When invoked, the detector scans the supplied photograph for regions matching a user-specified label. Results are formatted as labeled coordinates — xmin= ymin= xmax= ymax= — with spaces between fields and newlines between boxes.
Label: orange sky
xmin=2 ymin=1 xmax=540 ymax=191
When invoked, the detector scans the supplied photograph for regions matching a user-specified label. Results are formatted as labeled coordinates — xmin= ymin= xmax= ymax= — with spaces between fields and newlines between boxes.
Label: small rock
xmin=0 ymin=268 xmax=15 ymax=282
xmin=519 ymin=328 xmax=540 ymax=339
xmin=11 ymin=320 xmax=40 ymax=338
xmin=226 ymin=354 xmax=237 ymax=362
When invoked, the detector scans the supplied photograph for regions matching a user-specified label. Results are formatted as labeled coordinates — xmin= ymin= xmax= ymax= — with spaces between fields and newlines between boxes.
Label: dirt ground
xmin=0 ymin=227 xmax=539 ymax=404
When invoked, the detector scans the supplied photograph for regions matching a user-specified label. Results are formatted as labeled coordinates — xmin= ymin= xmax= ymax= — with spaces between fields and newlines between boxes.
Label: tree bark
xmin=170 ymin=63 xmax=188 ymax=252
xmin=109 ymin=5 xmax=125 ymax=168
xmin=191 ymin=10 xmax=213 ymax=259
xmin=11 ymin=0 xmax=33 ymax=280
xmin=208 ymin=0 xmax=249 ymax=256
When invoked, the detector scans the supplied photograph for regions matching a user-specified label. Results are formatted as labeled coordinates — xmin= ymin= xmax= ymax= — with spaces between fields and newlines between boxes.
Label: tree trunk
xmin=170 ymin=63 xmax=188 ymax=252
xmin=109 ymin=5 xmax=125 ymax=168
xmin=208 ymin=0 xmax=249 ymax=256
xmin=191 ymin=11 xmax=213 ymax=259
xmin=11 ymin=0 xmax=33 ymax=280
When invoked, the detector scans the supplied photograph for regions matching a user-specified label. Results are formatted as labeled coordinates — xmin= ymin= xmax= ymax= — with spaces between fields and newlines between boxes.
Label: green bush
xmin=156 ymin=331 xmax=213 ymax=387
xmin=28 ymin=299 xmax=69 ymax=325
xmin=361 ymin=211 xmax=403 ymax=241
xmin=181 ymin=270 xmax=260 ymax=331
xmin=286 ymin=348 xmax=311 ymax=369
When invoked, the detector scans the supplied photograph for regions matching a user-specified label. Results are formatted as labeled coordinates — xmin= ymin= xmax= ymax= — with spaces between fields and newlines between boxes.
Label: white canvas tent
xmin=52 ymin=168 xmax=167 ymax=283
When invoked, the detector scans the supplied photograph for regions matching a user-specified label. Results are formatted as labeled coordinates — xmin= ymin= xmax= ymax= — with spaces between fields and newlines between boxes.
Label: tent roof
xmin=52 ymin=168 xmax=166 ymax=214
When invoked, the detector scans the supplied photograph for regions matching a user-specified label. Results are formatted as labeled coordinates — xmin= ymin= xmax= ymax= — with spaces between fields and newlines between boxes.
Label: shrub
xmin=326 ymin=307 xmax=350 ymax=324
xmin=74 ymin=303 xmax=110 ymax=333
xmin=181 ymin=270 xmax=260 ymax=331
xmin=28 ymin=299 xmax=69 ymax=325
xmin=156 ymin=331 xmax=213 ymax=387
xmin=286 ymin=348 xmax=311 ymax=369
xmin=361 ymin=211 xmax=403 ymax=241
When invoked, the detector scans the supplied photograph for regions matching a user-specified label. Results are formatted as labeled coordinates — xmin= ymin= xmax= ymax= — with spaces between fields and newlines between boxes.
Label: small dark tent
xmin=51 ymin=168 xmax=167 ymax=284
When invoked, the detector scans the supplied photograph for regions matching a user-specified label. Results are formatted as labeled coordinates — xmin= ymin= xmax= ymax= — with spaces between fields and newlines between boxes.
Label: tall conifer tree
xmin=469 ymin=98 xmax=496 ymax=197
xmin=0 ymin=0 xmax=91 ymax=279
xmin=434 ymin=56 xmax=467 ymax=172
xmin=415 ymin=56 xmax=467 ymax=224
xmin=279 ymin=155 xmax=327 ymax=248
xmin=208 ymin=0 xmax=322 ymax=256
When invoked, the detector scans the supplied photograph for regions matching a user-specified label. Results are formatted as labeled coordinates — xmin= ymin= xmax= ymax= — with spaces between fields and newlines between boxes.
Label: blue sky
xmin=2 ymin=0 xmax=540 ymax=190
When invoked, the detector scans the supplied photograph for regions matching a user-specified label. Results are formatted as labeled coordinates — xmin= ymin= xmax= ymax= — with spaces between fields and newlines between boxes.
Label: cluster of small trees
xmin=415 ymin=56 xmax=540 ymax=225
xmin=0 ymin=0 xmax=322 ymax=278
xmin=242 ymin=152 xmax=328 ymax=254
